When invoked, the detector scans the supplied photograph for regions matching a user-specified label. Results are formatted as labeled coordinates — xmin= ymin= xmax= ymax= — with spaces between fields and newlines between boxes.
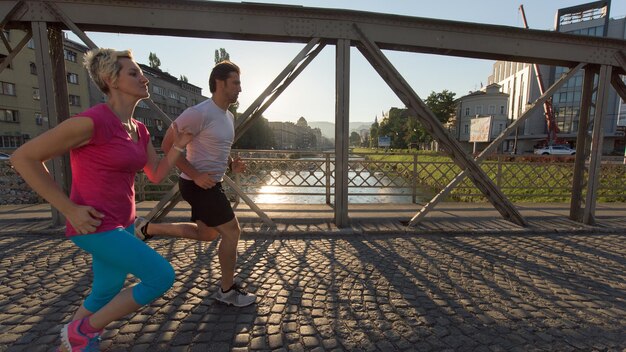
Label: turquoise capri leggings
xmin=71 ymin=225 xmax=175 ymax=313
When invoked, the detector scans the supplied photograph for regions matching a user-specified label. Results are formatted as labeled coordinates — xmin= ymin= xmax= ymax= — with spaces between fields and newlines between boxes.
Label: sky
xmin=68 ymin=1 xmax=626 ymax=124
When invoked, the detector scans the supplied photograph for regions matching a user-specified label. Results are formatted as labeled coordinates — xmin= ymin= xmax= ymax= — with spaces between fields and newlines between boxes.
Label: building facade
xmin=1 ymin=30 xmax=92 ymax=151
xmin=455 ymin=83 xmax=510 ymax=153
xmin=134 ymin=64 xmax=206 ymax=146
xmin=486 ymin=1 xmax=626 ymax=154
xmin=269 ymin=117 xmax=323 ymax=150
xmin=0 ymin=30 xmax=206 ymax=152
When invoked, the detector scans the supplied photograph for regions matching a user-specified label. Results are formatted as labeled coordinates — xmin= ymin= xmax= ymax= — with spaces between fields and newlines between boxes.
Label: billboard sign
xmin=469 ymin=116 xmax=492 ymax=142
xmin=378 ymin=136 xmax=391 ymax=147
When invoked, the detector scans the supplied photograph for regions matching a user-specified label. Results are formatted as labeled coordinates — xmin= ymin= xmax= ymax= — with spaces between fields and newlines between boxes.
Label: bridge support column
xmin=334 ymin=39 xmax=350 ymax=228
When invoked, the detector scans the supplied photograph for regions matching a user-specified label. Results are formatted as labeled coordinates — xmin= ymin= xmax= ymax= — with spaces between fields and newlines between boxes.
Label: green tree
xmin=404 ymin=115 xmax=430 ymax=149
xmin=379 ymin=107 xmax=409 ymax=149
xmin=148 ymin=52 xmax=161 ymax=70
xmin=179 ymin=75 xmax=188 ymax=82
xmin=369 ymin=117 xmax=379 ymax=147
xmin=214 ymin=48 xmax=230 ymax=64
xmin=424 ymin=90 xmax=456 ymax=124
xmin=213 ymin=48 xmax=238 ymax=116
xmin=233 ymin=116 xmax=275 ymax=150
xmin=349 ymin=131 xmax=361 ymax=147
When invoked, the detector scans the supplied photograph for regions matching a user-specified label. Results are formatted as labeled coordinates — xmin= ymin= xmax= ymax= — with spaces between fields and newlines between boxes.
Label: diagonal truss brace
xmin=354 ymin=24 xmax=527 ymax=227
xmin=147 ymin=38 xmax=327 ymax=226
xmin=612 ymin=71 xmax=626 ymax=101
xmin=0 ymin=0 xmax=26 ymax=41
xmin=0 ymin=28 xmax=31 ymax=74
xmin=37 ymin=0 xmax=273 ymax=226
xmin=615 ymin=51 xmax=626 ymax=74
xmin=42 ymin=1 xmax=174 ymax=128
xmin=235 ymin=38 xmax=325 ymax=139
xmin=0 ymin=1 xmax=29 ymax=74
xmin=409 ymin=63 xmax=584 ymax=226
xmin=613 ymin=51 xmax=626 ymax=101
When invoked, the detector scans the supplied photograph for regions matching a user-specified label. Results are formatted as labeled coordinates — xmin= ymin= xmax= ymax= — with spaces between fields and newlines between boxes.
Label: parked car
xmin=0 ymin=153 xmax=10 ymax=160
xmin=533 ymin=145 xmax=576 ymax=155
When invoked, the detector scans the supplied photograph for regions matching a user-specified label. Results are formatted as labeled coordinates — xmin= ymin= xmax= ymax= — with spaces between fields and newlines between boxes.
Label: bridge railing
xmin=134 ymin=150 xmax=626 ymax=203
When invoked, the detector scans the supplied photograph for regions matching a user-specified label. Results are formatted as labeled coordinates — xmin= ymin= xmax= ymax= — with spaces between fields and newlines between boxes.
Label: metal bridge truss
xmin=2 ymin=0 xmax=626 ymax=228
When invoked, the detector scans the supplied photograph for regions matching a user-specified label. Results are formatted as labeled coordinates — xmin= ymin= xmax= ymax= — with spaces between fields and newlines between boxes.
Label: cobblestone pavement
xmin=1 ymin=232 xmax=625 ymax=352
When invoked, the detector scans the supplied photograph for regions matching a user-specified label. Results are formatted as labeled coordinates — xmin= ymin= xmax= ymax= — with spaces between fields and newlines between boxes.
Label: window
xmin=169 ymin=91 xmax=178 ymax=100
xmin=64 ymin=49 xmax=77 ymax=62
xmin=498 ymin=123 xmax=504 ymax=133
xmin=30 ymin=62 xmax=37 ymax=75
xmin=154 ymin=102 xmax=167 ymax=112
xmin=464 ymin=124 xmax=469 ymax=134
xmin=179 ymin=95 xmax=187 ymax=104
xmin=0 ymin=81 xmax=16 ymax=96
xmin=0 ymin=135 xmax=24 ymax=148
xmin=1 ymin=109 xmax=19 ymax=123
xmin=152 ymin=85 xmax=166 ymax=96
xmin=169 ymin=106 xmax=180 ymax=115
xmin=137 ymin=100 xmax=149 ymax=109
xmin=500 ymin=106 xmax=505 ymax=115
xmin=69 ymin=95 xmax=81 ymax=106
xmin=35 ymin=113 xmax=43 ymax=126
xmin=488 ymin=105 xmax=495 ymax=114
xmin=475 ymin=105 xmax=482 ymax=115
xmin=33 ymin=88 xmax=40 ymax=100
xmin=465 ymin=107 xmax=470 ymax=116
xmin=67 ymin=73 xmax=79 ymax=84
xmin=0 ymin=54 xmax=11 ymax=69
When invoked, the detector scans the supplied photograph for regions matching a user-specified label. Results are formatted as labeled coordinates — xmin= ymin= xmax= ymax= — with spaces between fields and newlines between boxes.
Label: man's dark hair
xmin=209 ymin=61 xmax=240 ymax=93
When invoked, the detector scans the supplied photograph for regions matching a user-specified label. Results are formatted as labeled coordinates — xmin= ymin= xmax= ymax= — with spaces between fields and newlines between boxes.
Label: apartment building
xmin=0 ymin=30 xmax=92 ymax=151
xmin=269 ymin=117 xmax=323 ymax=150
xmin=134 ymin=64 xmax=206 ymax=146
xmin=486 ymin=0 xmax=626 ymax=154
xmin=0 ymin=30 xmax=207 ymax=152
xmin=455 ymin=83 xmax=510 ymax=153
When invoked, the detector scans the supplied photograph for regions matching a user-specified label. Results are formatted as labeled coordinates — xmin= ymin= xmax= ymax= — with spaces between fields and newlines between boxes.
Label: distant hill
xmin=308 ymin=121 xmax=373 ymax=139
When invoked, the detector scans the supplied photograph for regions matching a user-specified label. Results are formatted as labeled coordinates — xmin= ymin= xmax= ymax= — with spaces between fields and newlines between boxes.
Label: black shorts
xmin=179 ymin=178 xmax=235 ymax=227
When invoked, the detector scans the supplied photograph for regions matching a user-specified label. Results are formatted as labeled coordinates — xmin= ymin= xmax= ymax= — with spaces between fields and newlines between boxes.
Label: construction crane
xmin=519 ymin=5 xmax=565 ymax=147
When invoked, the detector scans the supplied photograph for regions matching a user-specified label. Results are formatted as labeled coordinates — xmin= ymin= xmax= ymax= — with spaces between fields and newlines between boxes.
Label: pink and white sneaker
xmin=60 ymin=317 xmax=101 ymax=351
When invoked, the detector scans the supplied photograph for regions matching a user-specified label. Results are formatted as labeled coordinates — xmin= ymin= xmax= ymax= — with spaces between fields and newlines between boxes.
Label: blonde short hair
xmin=83 ymin=48 xmax=133 ymax=94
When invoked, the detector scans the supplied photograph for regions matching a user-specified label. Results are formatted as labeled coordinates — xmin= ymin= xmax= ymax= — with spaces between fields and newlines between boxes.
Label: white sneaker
xmin=134 ymin=217 xmax=152 ymax=241
xmin=215 ymin=283 xmax=256 ymax=307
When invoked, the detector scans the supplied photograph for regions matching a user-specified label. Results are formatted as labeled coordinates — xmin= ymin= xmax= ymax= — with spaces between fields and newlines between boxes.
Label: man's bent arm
xmin=162 ymin=128 xmax=202 ymax=179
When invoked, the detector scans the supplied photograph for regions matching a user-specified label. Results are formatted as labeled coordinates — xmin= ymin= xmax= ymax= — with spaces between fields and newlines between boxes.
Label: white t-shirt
xmin=174 ymin=98 xmax=234 ymax=182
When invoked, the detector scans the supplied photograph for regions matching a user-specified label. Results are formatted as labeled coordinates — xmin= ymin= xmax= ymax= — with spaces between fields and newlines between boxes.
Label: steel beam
xmin=4 ymin=1 xmax=625 ymax=69
xmin=409 ymin=64 xmax=583 ymax=226
xmin=223 ymin=176 xmax=274 ymax=228
xmin=583 ymin=65 xmax=612 ymax=225
xmin=0 ymin=1 xmax=24 ymax=31
xmin=235 ymin=38 xmax=324 ymax=138
xmin=611 ymin=69 xmax=626 ymax=102
xmin=147 ymin=39 xmax=329 ymax=226
xmin=43 ymin=1 xmax=96 ymax=48
xmin=334 ymin=38 xmax=350 ymax=228
xmin=570 ymin=66 xmax=596 ymax=222
xmin=31 ymin=21 xmax=71 ymax=226
xmin=615 ymin=51 xmax=626 ymax=73
xmin=0 ymin=28 xmax=30 ymax=74
xmin=355 ymin=24 xmax=526 ymax=227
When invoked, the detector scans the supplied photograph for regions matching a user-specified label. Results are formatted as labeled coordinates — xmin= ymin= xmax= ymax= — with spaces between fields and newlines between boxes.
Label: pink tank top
xmin=65 ymin=104 xmax=149 ymax=237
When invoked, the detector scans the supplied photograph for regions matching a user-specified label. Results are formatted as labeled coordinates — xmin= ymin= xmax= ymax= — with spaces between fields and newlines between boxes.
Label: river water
xmin=241 ymin=170 xmax=431 ymax=204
